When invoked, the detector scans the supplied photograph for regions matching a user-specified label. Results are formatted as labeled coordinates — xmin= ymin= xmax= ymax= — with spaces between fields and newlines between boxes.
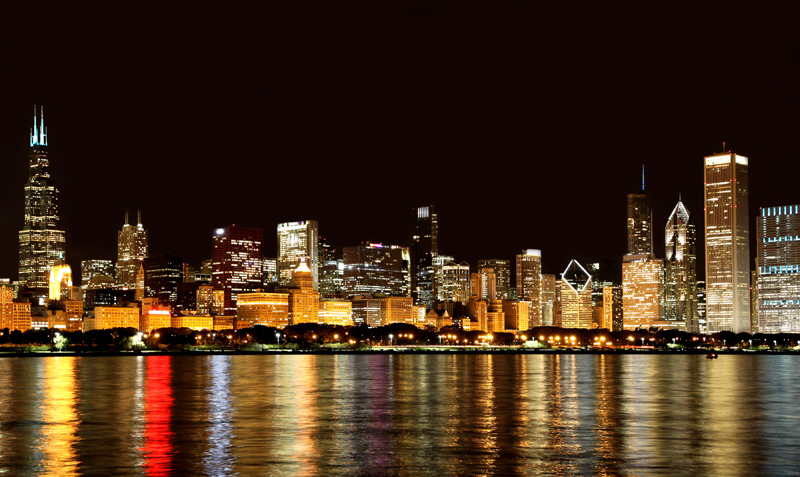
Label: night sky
xmin=1 ymin=4 xmax=799 ymax=283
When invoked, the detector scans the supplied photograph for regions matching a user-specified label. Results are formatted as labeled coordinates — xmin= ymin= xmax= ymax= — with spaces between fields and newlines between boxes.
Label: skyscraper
xmin=627 ymin=166 xmax=652 ymax=256
xmin=411 ymin=206 xmax=438 ymax=309
xmin=704 ymin=149 xmax=750 ymax=333
xmin=212 ymin=226 xmax=264 ymax=315
xmin=81 ymin=260 xmax=114 ymax=288
xmin=664 ymin=197 xmax=698 ymax=332
xmin=18 ymin=106 xmax=66 ymax=300
xmin=117 ymin=211 xmax=148 ymax=289
xmin=516 ymin=250 xmax=542 ymax=325
xmin=478 ymin=259 xmax=511 ymax=300
xmin=757 ymin=205 xmax=800 ymax=333
xmin=277 ymin=221 xmax=319 ymax=290
xmin=342 ymin=243 xmax=406 ymax=297
xmin=440 ymin=261 xmax=471 ymax=304
xmin=559 ymin=260 xmax=593 ymax=329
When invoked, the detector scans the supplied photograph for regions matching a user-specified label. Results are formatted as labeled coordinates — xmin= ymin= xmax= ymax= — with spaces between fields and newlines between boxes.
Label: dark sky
xmin=1 ymin=4 xmax=799 ymax=283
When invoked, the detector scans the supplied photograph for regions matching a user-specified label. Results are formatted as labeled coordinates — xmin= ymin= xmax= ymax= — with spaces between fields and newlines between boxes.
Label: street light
xmin=389 ymin=334 xmax=393 ymax=346
xmin=276 ymin=332 xmax=281 ymax=348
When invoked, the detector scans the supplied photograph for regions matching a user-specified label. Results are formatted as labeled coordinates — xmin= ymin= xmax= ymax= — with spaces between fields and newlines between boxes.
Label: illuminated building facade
xmin=212 ymin=226 xmax=264 ymax=315
xmin=236 ymin=292 xmax=290 ymax=328
xmin=85 ymin=306 xmax=140 ymax=331
xmin=704 ymin=150 xmax=751 ymax=333
xmin=171 ymin=314 xmax=213 ymax=331
xmin=664 ymin=198 xmax=698 ymax=332
xmin=478 ymin=260 xmax=510 ymax=300
xmin=502 ymin=300 xmax=529 ymax=331
xmin=434 ymin=254 xmax=454 ymax=300
xmin=622 ymin=257 xmax=665 ymax=330
xmin=49 ymin=262 xmax=73 ymax=300
xmin=351 ymin=298 xmax=381 ymax=326
xmin=376 ymin=296 xmax=414 ymax=325
xmin=751 ymin=269 xmax=759 ymax=334
xmin=19 ymin=106 xmax=66 ymax=300
xmin=411 ymin=206 xmax=438 ymax=310
xmin=277 ymin=220 xmax=319 ymax=289
xmin=196 ymin=285 xmax=216 ymax=314
xmin=140 ymin=309 xmax=171 ymax=332
xmin=559 ymin=260 xmax=593 ymax=329
xmin=284 ymin=260 xmax=319 ymax=325
xmin=627 ymin=167 xmax=651 ymax=255
xmin=440 ymin=261 xmax=470 ymax=304
xmin=319 ymin=300 xmax=353 ymax=326
xmin=81 ymin=260 xmax=114 ymax=288
xmin=479 ymin=268 xmax=497 ymax=301
xmin=116 ymin=211 xmax=148 ymax=289
xmin=319 ymin=259 xmax=343 ymax=298
xmin=516 ymin=250 xmax=542 ymax=325
xmin=757 ymin=205 xmax=800 ymax=333
xmin=342 ymin=243 xmax=405 ymax=297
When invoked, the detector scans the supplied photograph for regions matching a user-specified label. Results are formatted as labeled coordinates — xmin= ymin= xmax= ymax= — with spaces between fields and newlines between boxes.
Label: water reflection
xmin=141 ymin=357 xmax=174 ymax=476
xmin=204 ymin=356 xmax=235 ymax=474
xmin=40 ymin=357 xmax=80 ymax=476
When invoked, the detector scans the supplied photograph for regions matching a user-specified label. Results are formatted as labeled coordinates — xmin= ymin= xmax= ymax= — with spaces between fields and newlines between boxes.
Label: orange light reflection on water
xmin=41 ymin=357 xmax=80 ymax=477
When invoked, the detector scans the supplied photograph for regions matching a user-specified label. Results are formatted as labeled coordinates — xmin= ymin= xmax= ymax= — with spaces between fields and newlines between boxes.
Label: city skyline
xmin=1 ymin=6 xmax=798 ymax=284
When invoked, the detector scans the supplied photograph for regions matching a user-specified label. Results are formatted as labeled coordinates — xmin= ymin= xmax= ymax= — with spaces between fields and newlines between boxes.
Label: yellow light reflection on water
xmin=41 ymin=357 xmax=80 ymax=477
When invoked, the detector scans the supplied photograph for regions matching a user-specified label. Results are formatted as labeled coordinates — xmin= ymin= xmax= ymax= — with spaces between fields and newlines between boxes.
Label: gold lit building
xmin=622 ymin=257 xmax=665 ymax=330
xmin=85 ymin=306 xmax=140 ymax=331
xmin=140 ymin=309 xmax=171 ymax=332
xmin=236 ymin=292 xmax=290 ymax=328
xmin=319 ymin=300 xmax=353 ymax=326
xmin=171 ymin=314 xmax=213 ymax=331
xmin=502 ymin=300 xmax=529 ymax=332
xmin=49 ymin=262 xmax=73 ymax=300
xmin=286 ymin=260 xmax=319 ymax=325
xmin=516 ymin=250 xmax=542 ymax=326
xmin=559 ymin=260 xmax=593 ymax=329
xmin=704 ymin=150 xmax=750 ymax=333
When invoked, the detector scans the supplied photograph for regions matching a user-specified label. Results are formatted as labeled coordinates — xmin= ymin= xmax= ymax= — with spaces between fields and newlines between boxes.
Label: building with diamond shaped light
xmin=559 ymin=260 xmax=593 ymax=329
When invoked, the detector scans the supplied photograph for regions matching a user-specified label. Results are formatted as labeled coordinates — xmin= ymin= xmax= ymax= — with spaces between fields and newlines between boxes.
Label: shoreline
xmin=0 ymin=348 xmax=797 ymax=357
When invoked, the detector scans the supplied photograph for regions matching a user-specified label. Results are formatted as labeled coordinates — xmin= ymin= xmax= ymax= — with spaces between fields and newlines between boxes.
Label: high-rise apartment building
xmin=559 ymin=260 xmax=593 ymax=329
xmin=411 ymin=206 xmax=438 ymax=309
xmin=664 ymin=198 xmax=698 ymax=332
xmin=478 ymin=259 xmax=511 ymax=300
xmin=117 ymin=211 xmax=148 ymax=289
xmin=516 ymin=250 xmax=542 ymax=325
xmin=342 ymin=243 xmax=405 ymax=297
xmin=704 ymin=150 xmax=750 ymax=333
xmin=18 ymin=106 xmax=66 ymax=300
xmin=212 ymin=226 xmax=264 ymax=315
xmin=277 ymin=221 xmax=319 ymax=290
xmin=757 ymin=205 xmax=800 ymax=333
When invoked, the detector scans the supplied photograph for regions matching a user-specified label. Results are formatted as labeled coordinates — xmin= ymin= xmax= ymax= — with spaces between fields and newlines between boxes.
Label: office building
xmin=277 ymin=220 xmax=319 ymax=289
xmin=319 ymin=300 xmax=353 ymax=326
xmin=143 ymin=254 xmax=183 ymax=306
xmin=18 ymin=106 xmax=66 ymax=300
xmin=352 ymin=297 xmax=382 ymax=327
xmin=602 ymin=285 xmax=623 ymax=331
xmin=116 ymin=211 xmax=148 ymax=289
xmin=757 ymin=205 xmax=800 ymax=333
xmin=664 ymin=198 xmax=698 ymax=332
xmin=440 ymin=261 xmax=470 ymax=304
xmin=559 ymin=260 xmax=593 ymax=329
xmin=541 ymin=274 xmax=556 ymax=326
xmin=84 ymin=306 xmax=140 ymax=331
xmin=502 ymin=300 xmax=529 ymax=332
xmin=237 ymin=292 xmax=290 ymax=328
xmin=285 ymin=260 xmax=319 ymax=325
xmin=81 ymin=260 xmax=114 ymax=288
xmin=48 ymin=262 xmax=73 ymax=300
xmin=342 ymin=243 xmax=405 ymax=297
xmin=411 ymin=206 xmax=438 ymax=309
xmin=375 ymin=296 xmax=414 ymax=325
xmin=627 ymin=166 xmax=651 ymax=255
xmin=704 ymin=149 xmax=751 ymax=333
xmin=623 ymin=257 xmax=665 ymax=330
xmin=478 ymin=259 xmax=511 ymax=300
xmin=517 ymin=250 xmax=542 ymax=325
xmin=212 ymin=226 xmax=264 ymax=315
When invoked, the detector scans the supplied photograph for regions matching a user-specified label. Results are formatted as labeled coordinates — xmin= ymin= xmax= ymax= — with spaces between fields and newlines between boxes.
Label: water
xmin=0 ymin=354 xmax=796 ymax=476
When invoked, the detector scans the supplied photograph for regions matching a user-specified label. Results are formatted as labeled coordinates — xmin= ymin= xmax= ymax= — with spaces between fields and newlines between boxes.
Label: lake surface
xmin=0 ymin=353 xmax=796 ymax=476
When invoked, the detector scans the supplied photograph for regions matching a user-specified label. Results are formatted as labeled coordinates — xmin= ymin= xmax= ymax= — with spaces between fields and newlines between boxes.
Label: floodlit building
xmin=704 ymin=149 xmax=751 ymax=333
xmin=411 ymin=206 xmax=438 ymax=310
xmin=48 ymin=261 xmax=73 ymax=300
xmin=18 ymin=106 xmax=66 ymax=300
xmin=757 ymin=205 xmax=800 ymax=333
xmin=623 ymin=257 xmax=665 ymax=330
xmin=277 ymin=220 xmax=319 ymax=289
xmin=140 ymin=309 xmax=172 ymax=332
xmin=285 ymin=260 xmax=319 ymax=325
xmin=319 ymin=300 xmax=354 ymax=326
xmin=116 ymin=211 xmax=148 ymax=289
xmin=212 ymin=226 xmax=264 ymax=315
xmin=85 ymin=306 xmax=140 ymax=331
xmin=171 ymin=314 xmax=213 ymax=331
xmin=376 ymin=296 xmax=414 ymax=325
xmin=352 ymin=297 xmax=382 ymax=327
xmin=559 ymin=260 xmax=593 ymax=329
xmin=628 ymin=167 xmax=651 ymax=256
xmin=236 ymin=292 xmax=290 ymax=328
xmin=541 ymin=274 xmax=556 ymax=326
xmin=479 ymin=268 xmax=497 ymax=301
xmin=1 ymin=285 xmax=32 ymax=331
xmin=664 ymin=198 xmax=698 ymax=332
xmin=502 ymin=300 xmax=529 ymax=331
xmin=517 ymin=250 xmax=542 ymax=326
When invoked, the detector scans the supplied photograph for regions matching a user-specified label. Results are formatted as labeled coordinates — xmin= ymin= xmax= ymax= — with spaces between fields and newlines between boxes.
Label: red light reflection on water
xmin=141 ymin=357 xmax=174 ymax=476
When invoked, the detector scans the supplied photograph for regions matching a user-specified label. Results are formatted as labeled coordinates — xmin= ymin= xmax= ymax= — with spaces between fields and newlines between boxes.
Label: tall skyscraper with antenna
xmin=117 ymin=210 xmax=149 ymax=289
xmin=19 ymin=106 xmax=66 ymax=300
